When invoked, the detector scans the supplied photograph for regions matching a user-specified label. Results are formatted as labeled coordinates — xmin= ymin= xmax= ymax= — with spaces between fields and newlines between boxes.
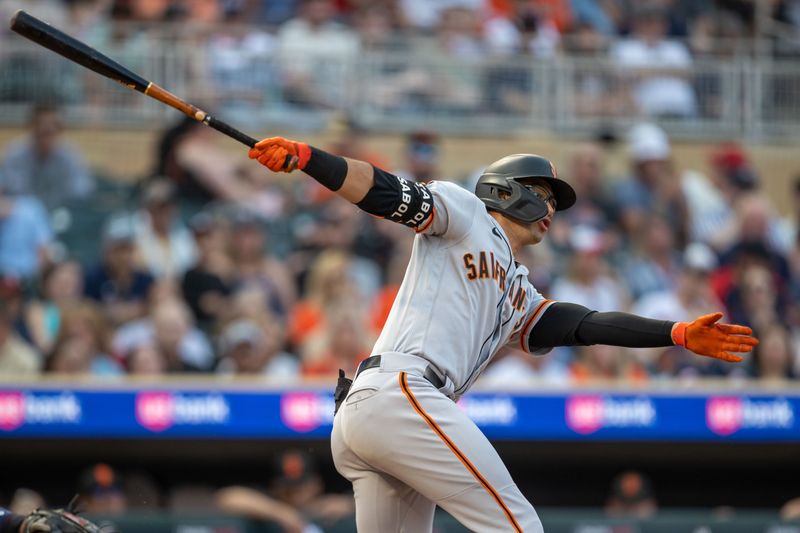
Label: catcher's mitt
xmin=21 ymin=497 xmax=104 ymax=533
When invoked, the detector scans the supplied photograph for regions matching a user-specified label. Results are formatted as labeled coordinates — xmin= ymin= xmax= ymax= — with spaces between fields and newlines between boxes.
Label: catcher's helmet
xmin=475 ymin=154 xmax=576 ymax=223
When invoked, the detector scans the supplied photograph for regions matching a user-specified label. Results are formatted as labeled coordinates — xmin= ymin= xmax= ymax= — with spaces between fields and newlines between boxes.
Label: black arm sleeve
xmin=528 ymin=302 xmax=676 ymax=351
xmin=302 ymin=146 xmax=348 ymax=191
xmin=356 ymin=166 xmax=433 ymax=229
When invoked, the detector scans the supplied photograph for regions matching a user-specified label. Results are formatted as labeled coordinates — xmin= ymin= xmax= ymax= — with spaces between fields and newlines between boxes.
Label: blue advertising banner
xmin=0 ymin=386 xmax=798 ymax=441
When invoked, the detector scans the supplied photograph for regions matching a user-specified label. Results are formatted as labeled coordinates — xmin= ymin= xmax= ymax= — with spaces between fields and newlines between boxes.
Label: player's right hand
xmin=248 ymin=137 xmax=310 ymax=173
xmin=671 ymin=312 xmax=759 ymax=362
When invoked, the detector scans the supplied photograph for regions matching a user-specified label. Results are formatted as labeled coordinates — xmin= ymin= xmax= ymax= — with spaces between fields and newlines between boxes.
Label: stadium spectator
xmin=632 ymin=243 xmax=725 ymax=376
xmin=47 ymin=337 xmax=119 ymax=376
xmin=605 ymin=470 xmax=658 ymax=518
xmin=570 ymin=343 xmax=647 ymax=382
xmin=228 ymin=211 xmax=295 ymax=318
xmin=622 ymin=215 xmax=683 ymax=301
xmin=215 ymin=449 xmax=353 ymax=531
xmin=751 ymin=324 xmax=796 ymax=380
xmin=550 ymin=225 xmax=628 ymax=312
xmin=383 ymin=6 xmax=486 ymax=113
xmin=243 ymin=0 xmax=299 ymax=26
xmin=77 ymin=463 xmax=127 ymax=515
xmin=610 ymin=5 xmax=697 ymax=117
xmin=154 ymin=117 xmax=253 ymax=207
xmin=435 ymin=5 xmax=485 ymax=59
xmin=558 ymin=142 xmax=614 ymax=231
xmin=484 ymin=0 xmax=561 ymax=58
xmin=46 ymin=301 xmax=121 ymax=376
xmin=181 ymin=212 xmax=234 ymax=330
xmin=353 ymin=3 xmax=405 ymax=51
xmin=612 ymin=123 xmax=689 ymax=247
xmin=569 ymin=0 xmax=616 ymax=35
xmin=126 ymin=341 xmax=168 ymax=375
xmin=632 ymin=242 xmax=721 ymax=321
xmin=681 ymin=142 xmax=748 ymax=249
xmin=724 ymin=191 xmax=793 ymax=261
xmin=563 ymin=22 xmax=633 ymax=116
xmin=0 ymin=189 xmax=53 ymax=281
xmin=300 ymin=304 xmax=371 ymax=378
xmin=0 ymin=300 xmax=40 ymax=375
xmin=328 ymin=119 xmax=390 ymax=169
xmin=181 ymin=0 xmax=225 ymax=24
xmin=132 ymin=179 xmax=197 ymax=279
xmin=7 ymin=488 xmax=45 ymax=516
xmin=724 ymin=263 xmax=787 ymax=334
xmin=0 ymin=277 xmax=26 ymax=339
xmin=113 ymin=298 xmax=215 ymax=372
xmin=216 ymin=319 xmax=299 ymax=377
xmin=288 ymin=250 xmax=361 ymax=348
xmin=111 ymin=0 xmax=174 ymax=22
xmin=276 ymin=0 xmax=359 ymax=108
xmin=783 ymin=176 xmax=800 ymax=249
xmin=367 ymin=233 xmax=413 ymax=333
xmin=481 ymin=346 xmax=571 ymax=385
xmin=710 ymin=194 xmax=793 ymax=310
xmin=397 ymin=0 xmax=484 ymax=30
xmin=0 ymin=103 xmax=94 ymax=210
xmin=394 ymin=131 xmax=441 ymax=183
xmin=84 ymin=215 xmax=154 ymax=327
xmin=23 ymin=260 xmax=84 ymax=355
xmin=781 ymin=496 xmax=800 ymax=521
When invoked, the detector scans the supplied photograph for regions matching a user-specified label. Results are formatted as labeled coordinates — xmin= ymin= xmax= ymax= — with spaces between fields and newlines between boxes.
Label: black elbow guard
xmin=357 ymin=167 xmax=433 ymax=229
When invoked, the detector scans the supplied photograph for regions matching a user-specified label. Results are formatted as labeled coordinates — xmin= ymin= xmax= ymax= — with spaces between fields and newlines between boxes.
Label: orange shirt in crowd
xmin=288 ymin=301 xmax=325 ymax=347
xmin=569 ymin=361 xmax=649 ymax=384
xmin=301 ymin=351 xmax=367 ymax=378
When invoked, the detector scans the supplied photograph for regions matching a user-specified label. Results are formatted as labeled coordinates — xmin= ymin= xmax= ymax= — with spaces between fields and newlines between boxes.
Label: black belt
xmin=356 ymin=355 xmax=445 ymax=389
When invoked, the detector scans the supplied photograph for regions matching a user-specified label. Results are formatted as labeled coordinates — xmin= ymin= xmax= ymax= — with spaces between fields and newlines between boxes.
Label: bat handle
xmin=204 ymin=114 xmax=257 ymax=148
xmin=204 ymin=115 xmax=299 ymax=170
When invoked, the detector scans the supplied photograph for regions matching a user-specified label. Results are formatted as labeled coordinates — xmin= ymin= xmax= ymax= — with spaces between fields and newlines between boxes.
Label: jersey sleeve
xmin=418 ymin=180 xmax=484 ymax=241
xmin=507 ymin=282 xmax=556 ymax=356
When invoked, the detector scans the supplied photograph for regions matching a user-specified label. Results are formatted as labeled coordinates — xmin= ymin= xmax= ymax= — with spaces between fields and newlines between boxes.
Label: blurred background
xmin=0 ymin=0 xmax=799 ymax=532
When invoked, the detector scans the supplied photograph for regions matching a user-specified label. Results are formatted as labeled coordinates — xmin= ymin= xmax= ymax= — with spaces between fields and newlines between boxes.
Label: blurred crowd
xmin=3 ymin=450 xmax=355 ymax=533
xmin=0 ymin=102 xmax=798 ymax=385
xmin=2 ymin=0 xmax=799 ymax=122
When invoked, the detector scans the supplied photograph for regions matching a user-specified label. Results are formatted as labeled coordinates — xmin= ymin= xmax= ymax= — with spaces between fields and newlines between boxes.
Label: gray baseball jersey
xmin=372 ymin=180 xmax=555 ymax=398
xmin=333 ymin=180 xmax=548 ymax=532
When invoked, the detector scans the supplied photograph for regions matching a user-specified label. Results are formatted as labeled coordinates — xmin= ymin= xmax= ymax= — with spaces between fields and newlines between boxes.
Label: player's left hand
xmin=248 ymin=137 xmax=310 ymax=173
xmin=672 ymin=312 xmax=759 ymax=362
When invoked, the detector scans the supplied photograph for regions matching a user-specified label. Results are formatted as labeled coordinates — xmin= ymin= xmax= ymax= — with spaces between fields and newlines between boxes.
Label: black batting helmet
xmin=475 ymin=154 xmax=576 ymax=223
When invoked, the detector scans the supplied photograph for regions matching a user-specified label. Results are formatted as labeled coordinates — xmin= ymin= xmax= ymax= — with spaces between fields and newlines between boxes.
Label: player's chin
xmin=529 ymin=228 xmax=546 ymax=245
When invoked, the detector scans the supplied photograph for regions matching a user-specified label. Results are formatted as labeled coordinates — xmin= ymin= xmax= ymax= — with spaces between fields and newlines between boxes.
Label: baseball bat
xmin=9 ymin=10 xmax=296 ymax=167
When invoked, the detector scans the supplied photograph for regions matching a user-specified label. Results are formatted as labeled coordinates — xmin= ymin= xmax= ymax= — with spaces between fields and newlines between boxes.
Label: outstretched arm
xmin=249 ymin=137 xmax=433 ymax=230
xmin=529 ymin=303 xmax=758 ymax=363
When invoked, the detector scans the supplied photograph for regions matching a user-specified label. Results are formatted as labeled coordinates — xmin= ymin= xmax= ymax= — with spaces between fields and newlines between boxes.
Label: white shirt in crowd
xmin=611 ymin=38 xmax=696 ymax=117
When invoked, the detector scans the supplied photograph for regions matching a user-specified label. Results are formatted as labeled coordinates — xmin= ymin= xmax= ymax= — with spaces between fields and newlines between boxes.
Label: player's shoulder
xmin=427 ymin=179 xmax=481 ymax=203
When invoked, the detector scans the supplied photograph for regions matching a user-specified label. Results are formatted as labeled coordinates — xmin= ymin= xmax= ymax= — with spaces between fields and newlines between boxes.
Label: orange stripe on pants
xmin=398 ymin=372 xmax=523 ymax=532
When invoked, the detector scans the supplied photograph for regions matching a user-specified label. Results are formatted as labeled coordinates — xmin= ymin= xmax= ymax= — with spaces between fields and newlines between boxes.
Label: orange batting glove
xmin=248 ymin=137 xmax=311 ymax=173
xmin=671 ymin=312 xmax=759 ymax=363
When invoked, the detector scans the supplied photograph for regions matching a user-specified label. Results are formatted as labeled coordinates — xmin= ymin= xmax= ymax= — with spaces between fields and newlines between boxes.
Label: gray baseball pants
xmin=331 ymin=353 xmax=543 ymax=532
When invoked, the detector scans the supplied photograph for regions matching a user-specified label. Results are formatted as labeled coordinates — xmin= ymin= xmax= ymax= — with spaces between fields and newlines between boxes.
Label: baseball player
xmin=249 ymin=139 xmax=758 ymax=532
